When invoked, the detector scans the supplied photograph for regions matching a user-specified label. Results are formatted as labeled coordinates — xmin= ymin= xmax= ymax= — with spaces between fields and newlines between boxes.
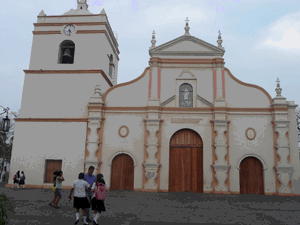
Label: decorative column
xmin=143 ymin=119 xmax=160 ymax=190
xmin=272 ymin=78 xmax=294 ymax=194
xmin=85 ymin=85 xmax=104 ymax=175
xmin=213 ymin=120 xmax=230 ymax=192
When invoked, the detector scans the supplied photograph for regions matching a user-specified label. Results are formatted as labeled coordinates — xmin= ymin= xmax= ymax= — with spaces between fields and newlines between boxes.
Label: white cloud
xmin=253 ymin=11 xmax=300 ymax=56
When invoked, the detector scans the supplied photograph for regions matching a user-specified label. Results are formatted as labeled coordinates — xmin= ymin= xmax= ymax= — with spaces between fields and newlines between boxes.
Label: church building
xmin=8 ymin=0 xmax=300 ymax=195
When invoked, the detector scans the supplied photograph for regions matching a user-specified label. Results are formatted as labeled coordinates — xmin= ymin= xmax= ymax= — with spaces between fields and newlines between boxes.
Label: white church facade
xmin=7 ymin=0 xmax=300 ymax=195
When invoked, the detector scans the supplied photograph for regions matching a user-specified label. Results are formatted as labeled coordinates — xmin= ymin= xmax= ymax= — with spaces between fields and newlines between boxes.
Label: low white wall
xmin=9 ymin=121 xmax=87 ymax=187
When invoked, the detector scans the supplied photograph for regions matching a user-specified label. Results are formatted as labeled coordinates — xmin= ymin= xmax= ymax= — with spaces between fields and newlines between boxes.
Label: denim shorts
xmin=55 ymin=188 xmax=62 ymax=198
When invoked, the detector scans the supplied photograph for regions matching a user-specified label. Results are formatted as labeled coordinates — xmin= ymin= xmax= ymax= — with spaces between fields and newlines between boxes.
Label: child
xmin=53 ymin=171 xmax=64 ymax=208
xmin=68 ymin=172 xmax=92 ymax=225
xmin=90 ymin=174 xmax=107 ymax=225
xmin=49 ymin=171 xmax=58 ymax=207
xmin=19 ymin=171 xmax=26 ymax=188
xmin=12 ymin=171 xmax=19 ymax=188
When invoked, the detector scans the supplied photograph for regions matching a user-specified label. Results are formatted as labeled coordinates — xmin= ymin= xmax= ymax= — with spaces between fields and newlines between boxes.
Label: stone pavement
xmin=1 ymin=183 xmax=300 ymax=225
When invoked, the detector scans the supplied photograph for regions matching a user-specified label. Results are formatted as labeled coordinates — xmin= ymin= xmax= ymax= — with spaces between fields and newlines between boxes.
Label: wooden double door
xmin=110 ymin=154 xmax=134 ymax=190
xmin=169 ymin=129 xmax=203 ymax=193
xmin=240 ymin=157 xmax=264 ymax=195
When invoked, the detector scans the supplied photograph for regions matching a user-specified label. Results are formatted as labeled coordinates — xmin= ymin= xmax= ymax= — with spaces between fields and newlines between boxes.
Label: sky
xmin=1 ymin=0 xmax=300 ymax=115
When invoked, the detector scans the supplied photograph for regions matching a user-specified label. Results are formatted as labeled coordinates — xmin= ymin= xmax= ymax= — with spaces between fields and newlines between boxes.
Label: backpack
xmin=13 ymin=174 xmax=16 ymax=181
xmin=94 ymin=182 xmax=106 ymax=201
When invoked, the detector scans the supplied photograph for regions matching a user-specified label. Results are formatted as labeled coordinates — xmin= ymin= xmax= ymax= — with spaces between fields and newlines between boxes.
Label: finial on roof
xmin=38 ymin=10 xmax=46 ymax=16
xmin=149 ymin=30 xmax=157 ymax=50
xmin=77 ymin=0 xmax=88 ymax=10
xmin=184 ymin=17 xmax=190 ymax=36
xmin=275 ymin=77 xmax=282 ymax=97
xmin=94 ymin=85 xmax=103 ymax=97
xmin=217 ymin=30 xmax=224 ymax=49
xmin=100 ymin=8 xmax=106 ymax=15
xmin=113 ymin=31 xmax=118 ymax=41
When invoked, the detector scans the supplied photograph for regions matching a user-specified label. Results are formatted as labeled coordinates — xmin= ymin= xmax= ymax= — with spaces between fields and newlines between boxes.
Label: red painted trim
xmin=158 ymin=68 xmax=161 ymax=99
xmin=149 ymin=68 xmax=152 ymax=99
xmin=213 ymin=70 xmax=217 ymax=100
xmin=222 ymin=69 xmax=225 ymax=99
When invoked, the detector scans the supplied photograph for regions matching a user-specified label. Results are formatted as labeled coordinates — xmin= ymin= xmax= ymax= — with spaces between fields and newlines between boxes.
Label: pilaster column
xmin=274 ymin=120 xmax=293 ymax=193
xmin=272 ymin=78 xmax=293 ymax=194
xmin=213 ymin=59 xmax=226 ymax=107
xmin=213 ymin=120 xmax=230 ymax=192
xmin=85 ymin=85 xmax=104 ymax=174
xmin=143 ymin=119 xmax=160 ymax=189
xmin=148 ymin=61 xmax=160 ymax=106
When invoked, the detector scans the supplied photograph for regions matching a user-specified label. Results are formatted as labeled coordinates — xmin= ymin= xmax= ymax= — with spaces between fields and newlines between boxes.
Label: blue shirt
xmin=84 ymin=173 xmax=96 ymax=186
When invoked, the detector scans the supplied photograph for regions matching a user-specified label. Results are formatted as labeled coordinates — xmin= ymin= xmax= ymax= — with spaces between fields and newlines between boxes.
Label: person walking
xmin=19 ymin=171 xmax=26 ymax=188
xmin=84 ymin=166 xmax=96 ymax=223
xmin=90 ymin=174 xmax=107 ymax=225
xmin=53 ymin=170 xmax=64 ymax=209
xmin=12 ymin=171 xmax=19 ymax=188
xmin=49 ymin=171 xmax=58 ymax=207
xmin=16 ymin=171 xmax=21 ymax=188
xmin=68 ymin=172 xmax=92 ymax=225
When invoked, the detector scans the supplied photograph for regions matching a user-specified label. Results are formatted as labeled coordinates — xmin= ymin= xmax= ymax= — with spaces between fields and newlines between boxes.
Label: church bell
xmin=62 ymin=48 xmax=73 ymax=63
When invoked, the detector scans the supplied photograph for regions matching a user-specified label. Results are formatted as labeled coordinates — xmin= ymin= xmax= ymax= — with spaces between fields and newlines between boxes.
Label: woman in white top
xmin=69 ymin=172 xmax=92 ymax=225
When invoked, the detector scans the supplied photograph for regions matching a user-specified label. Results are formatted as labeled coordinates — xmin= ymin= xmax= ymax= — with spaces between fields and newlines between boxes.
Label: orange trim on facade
xmin=85 ymin=122 xmax=90 ymax=159
xmin=213 ymin=69 xmax=216 ymax=100
xmin=142 ymin=120 xmax=149 ymax=191
xmin=32 ymin=31 xmax=61 ymax=35
xmin=15 ymin=118 xmax=87 ymax=122
xmin=210 ymin=121 xmax=218 ymax=192
xmin=158 ymin=67 xmax=161 ymax=99
xmin=76 ymin=30 xmax=104 ymax=34
xmin=103 ymin=67 xmax=149 ymax=103
xmin=156 ymin=120 xmax=164 ymax=190
xmin=97 ymin=118 xmax=105 ymax=174
xmin=222 ymin=69 xmax=225 ymax=99
xmin=149 ymin=68 xmax=152 ymax=99
xmin=224 ymin=68 xmax=272 ymax=104
xmin=34 ymin=22 xmax=106 ymax=27
xmin=37 ymin=14 xmax=103 ymax=18
xmin=149 ymin=58 xmax=225 ymax=65
xmin=23 ymin=69 xmax=113 ymax=87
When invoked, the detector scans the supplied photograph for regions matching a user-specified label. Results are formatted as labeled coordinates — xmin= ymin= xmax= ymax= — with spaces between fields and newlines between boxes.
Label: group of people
xmin=49 ymin=166 xmax=106 ymax=225
xmin=12 ymin=170 xmax=26 ymax=188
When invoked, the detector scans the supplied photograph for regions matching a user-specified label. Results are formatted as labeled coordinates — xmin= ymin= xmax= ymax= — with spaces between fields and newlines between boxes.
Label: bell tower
xmin=20 ymin=2 xmax=119 ymax=118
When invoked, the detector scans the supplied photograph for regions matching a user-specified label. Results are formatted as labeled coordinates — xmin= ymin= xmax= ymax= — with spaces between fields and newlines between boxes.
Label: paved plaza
xmin=1 ymin=180 xmax=300 ymax=225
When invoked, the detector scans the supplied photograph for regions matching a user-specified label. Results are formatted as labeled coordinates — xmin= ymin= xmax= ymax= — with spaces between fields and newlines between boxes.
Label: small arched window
xmin=58 ymin=40 xmax=75 ymax=64
xmin=109 ymin=54 xmax=113 ymax=78
xmin=179 ymin=83 xmax=193 ymax=107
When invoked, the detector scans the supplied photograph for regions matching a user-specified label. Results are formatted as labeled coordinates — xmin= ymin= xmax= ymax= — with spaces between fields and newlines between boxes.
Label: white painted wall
xmin=9 ymin=122 xmax=87 ymax=186
xmin=228 ymin=114 xmax=275 ymax=193
xmin=19 ymin=73 xmax=110 ymax=118
xmin=224 ymin=70 xmax=270 ymax=108
xmin=100 ymin=112 xmax=146 ymax=189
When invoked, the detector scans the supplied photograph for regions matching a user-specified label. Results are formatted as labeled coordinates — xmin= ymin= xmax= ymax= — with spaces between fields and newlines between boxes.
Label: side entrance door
xmin=110 ymin=154 xmax=134 ymax=190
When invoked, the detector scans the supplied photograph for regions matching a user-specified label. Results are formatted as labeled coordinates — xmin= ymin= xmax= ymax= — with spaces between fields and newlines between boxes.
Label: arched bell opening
xmin=58 ymin=40 xmax=75 ymax=64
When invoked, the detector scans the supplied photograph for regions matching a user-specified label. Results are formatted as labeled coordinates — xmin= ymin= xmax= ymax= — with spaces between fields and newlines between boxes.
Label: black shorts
xmin=91 ymin=197 xmax=106 ymax=212
xmin=13 ymin=180 xmax=19 ymax=184
xmin=73 ymin=197 xmax=90 ymax=209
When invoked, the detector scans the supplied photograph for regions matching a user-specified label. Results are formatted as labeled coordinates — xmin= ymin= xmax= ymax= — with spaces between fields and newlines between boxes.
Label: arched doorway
xmin=239 ymin=157 xmax=264 ymax=195
xmin=110 ymin=154 xmax=134 ymax=190
xmin=169 ymin=129 xmax=203 ymax=193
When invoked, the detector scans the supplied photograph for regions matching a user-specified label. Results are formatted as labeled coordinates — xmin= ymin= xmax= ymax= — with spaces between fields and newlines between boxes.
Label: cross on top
xmin=152 ymin=30 xmax=156 ymax=35
xmin=276 ymin=77 xmax=280 ymax=83
xmin=185 ymin=17 xmax=189 ymax=22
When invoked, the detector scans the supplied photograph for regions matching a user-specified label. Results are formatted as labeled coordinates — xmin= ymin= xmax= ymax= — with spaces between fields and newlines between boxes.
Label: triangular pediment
xmin=149 ymin=35 xmax=225 ymax=58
